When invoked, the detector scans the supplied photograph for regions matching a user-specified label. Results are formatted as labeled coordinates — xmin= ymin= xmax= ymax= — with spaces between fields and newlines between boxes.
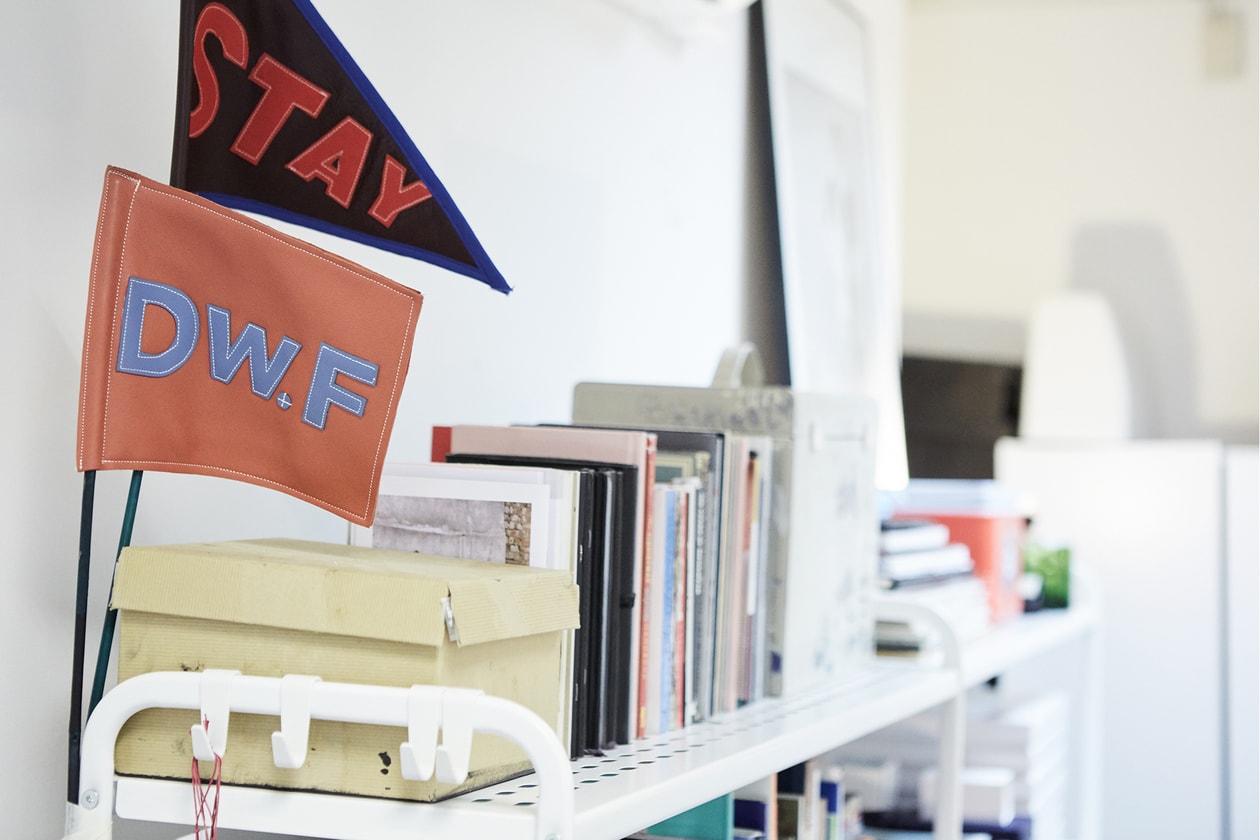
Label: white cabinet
xmin=996 ymin=438 xmax=1246 ymax=840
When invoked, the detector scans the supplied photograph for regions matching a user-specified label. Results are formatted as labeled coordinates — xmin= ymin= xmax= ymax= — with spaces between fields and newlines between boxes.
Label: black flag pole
xmin=67 ymin=469 xmax=144 ymax=803
xmin=88 ymin=470 xmax=144 ymax=717
xmin=67 ymin=470 xmax=96 ymax=802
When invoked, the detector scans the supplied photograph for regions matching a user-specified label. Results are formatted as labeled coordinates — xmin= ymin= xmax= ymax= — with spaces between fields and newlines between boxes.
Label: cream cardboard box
xmin=110 ymin=538 xmax=579 ymax=802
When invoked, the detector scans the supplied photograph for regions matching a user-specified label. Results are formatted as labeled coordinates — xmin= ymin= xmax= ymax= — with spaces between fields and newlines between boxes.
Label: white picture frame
xmin=761 ymin=0 xmax=907 ymax=490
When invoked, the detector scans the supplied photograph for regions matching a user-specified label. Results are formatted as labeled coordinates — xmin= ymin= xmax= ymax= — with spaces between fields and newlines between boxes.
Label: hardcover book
xmin=349 ymin=462 xmax=556 ymax=569
xmin=879 ymin=519 xmax=951 ymax=554
xmin=735 ymin=774 xmax=780 ymax=840
xmin=348 ymin=460 xmax=584 ymax=753
xmin=442 ymin=451 xmax=631 ymax=753
xmin=713 ymin=433 xmax=773 ymax=713
xmin=645 ymin=483 xmax=676 ymax=736
xmin=550 ymin=424 xmax=733 ymax=723
xmin=879 ymin=543 xmax=974 ymax=585
xmin=672 ymin=479 xmax=697 ymax=730
xmin=438 ymin=423 xmax=657 ymax=741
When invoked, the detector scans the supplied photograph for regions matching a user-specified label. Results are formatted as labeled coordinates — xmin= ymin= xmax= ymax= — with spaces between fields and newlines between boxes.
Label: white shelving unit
xmin=960 ymin=594 xmax=1099 ymax=688
xmin=73 ymin=583 xmax=1099 ymax=840
xmin=963 ymin=572 xmax=1103 ymax=840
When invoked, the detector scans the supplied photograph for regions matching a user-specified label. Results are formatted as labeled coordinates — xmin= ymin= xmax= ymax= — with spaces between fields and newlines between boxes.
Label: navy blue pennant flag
xmin=171 ymin=0 xmax=510 ymax=294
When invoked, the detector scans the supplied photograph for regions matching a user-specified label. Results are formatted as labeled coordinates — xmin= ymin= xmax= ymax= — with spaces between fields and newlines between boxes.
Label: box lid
xmin=111 ymin=538 xmax=579 ymax=647
xmin=573 ymin=380 xmax=874 ymax=442
xmin=891 ymin=479 xmax=1021 ymax=517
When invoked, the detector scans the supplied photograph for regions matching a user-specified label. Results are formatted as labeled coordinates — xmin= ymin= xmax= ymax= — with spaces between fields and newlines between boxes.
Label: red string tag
xmin=191 ymin=716 xmax=223 ymax=839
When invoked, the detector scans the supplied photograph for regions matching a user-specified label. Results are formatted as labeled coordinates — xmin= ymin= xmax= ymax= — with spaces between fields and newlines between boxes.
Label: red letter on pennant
xmin=369 ymin=155 xmax=433 ymax=228
xmin=188 ymin=2 xmax=249 ymax=138
xmin=287 ymin=117 xmax=374 ymax=208
xmin=232 ymin=54 xmax=330 ymax=164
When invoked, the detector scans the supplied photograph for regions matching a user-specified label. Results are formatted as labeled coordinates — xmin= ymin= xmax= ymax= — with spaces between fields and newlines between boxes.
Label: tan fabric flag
xmin=77 ymin=166 xmax=424 ymax=525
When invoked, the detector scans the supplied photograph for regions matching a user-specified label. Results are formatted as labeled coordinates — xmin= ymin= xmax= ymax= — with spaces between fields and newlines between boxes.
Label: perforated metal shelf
xmin=113 ymin=663 xmax=957 ymax=840
xmin=101 ymin=592 xmax=1100 ymax=840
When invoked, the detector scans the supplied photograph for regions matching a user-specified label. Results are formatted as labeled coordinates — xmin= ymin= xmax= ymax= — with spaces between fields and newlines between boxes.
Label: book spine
xmin=673 ymin=489 xmax=689 ymax=731
xmin=633 ymin=436 xmax=657 ymax=740
xmin=682 ymin=480 xmax=700 ymax=725
xmin=659 ymin=487 xmax=676 ymax=734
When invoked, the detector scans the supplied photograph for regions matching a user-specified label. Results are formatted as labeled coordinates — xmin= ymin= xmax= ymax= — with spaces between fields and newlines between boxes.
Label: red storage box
xmin=891 ymin=480 xmax=1026 ymax=623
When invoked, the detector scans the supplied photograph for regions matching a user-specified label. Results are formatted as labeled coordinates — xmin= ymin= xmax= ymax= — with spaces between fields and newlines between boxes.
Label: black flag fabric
xmin=171 ymin=0 xmax=510 ymax=294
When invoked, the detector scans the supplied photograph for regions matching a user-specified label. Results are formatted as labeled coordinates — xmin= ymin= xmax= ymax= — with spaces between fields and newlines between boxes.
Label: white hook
xmin=435 ymin=688 xmax=482 ymax=785
xmin=399 ymin=686 xmax=441 ymax=781
xmin=189 ymin=669 xmax=239 ymax=762
xmin=271 ymin=674 xmax=321 ymax=769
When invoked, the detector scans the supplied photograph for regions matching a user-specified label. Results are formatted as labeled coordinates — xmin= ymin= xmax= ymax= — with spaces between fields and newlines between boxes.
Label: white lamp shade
xmin=1019 ymin=290 xmax=1132 ymax=440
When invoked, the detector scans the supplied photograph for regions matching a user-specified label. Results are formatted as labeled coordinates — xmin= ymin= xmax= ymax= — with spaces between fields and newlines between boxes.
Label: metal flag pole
xmin=67 ymin=470 xmax=96 ymax=802
xmin=67 ymin=469 xmax=145 ymax=803
xmin=88 ymin=470 xmax=144 ymax=716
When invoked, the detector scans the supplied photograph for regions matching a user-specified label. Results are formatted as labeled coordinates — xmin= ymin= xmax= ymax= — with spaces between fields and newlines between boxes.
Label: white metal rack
xmin=71 ymin=579 xmax=1099 ymax=840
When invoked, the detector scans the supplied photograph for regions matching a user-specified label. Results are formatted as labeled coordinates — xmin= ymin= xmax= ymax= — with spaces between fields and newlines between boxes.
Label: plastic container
xmin=890 ymin=479 xmax=1027 ymax=623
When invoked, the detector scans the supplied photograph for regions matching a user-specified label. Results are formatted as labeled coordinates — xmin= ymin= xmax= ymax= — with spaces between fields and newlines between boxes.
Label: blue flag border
xmin=186 ymin=0 xmax=512 ymax=295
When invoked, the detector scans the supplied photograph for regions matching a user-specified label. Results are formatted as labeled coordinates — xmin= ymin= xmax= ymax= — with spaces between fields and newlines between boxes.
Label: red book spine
xmin=429 ymin=425 xmax=452 ymax=462
xmin=674 ymin=491 xmax=688 ymax=731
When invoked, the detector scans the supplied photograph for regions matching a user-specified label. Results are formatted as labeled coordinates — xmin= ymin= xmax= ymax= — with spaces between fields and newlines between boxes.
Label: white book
xmin=441 ymin=423 xmax=656 ymax=743
xmin=349 ymin=460 xmax=582 ymax=752
xmin=880 ymin=518 xmax=951 ymax=554
xmin=675 ymin=477 xmax=701 ymax=727
xmin=349 ymin=461 xmax=554 ymax=570
xmin=919 ymin=765 xmax=1017 ymax=826
xmin=644 ymin=483 xmax=672 ymax=736
xmin=880 ymin=542 xmax=974 ymax=582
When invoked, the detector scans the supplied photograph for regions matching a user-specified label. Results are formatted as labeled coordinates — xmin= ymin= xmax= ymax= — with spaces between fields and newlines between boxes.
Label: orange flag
xmin=77 ymin=166 xmax=424 ymax=526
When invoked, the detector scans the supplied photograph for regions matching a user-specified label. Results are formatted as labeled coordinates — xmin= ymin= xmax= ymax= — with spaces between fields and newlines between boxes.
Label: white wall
xmin=903 ymin=0 xmax=1259 ymax=442
xmin=0 ymin=1 xmax=906 ymax=835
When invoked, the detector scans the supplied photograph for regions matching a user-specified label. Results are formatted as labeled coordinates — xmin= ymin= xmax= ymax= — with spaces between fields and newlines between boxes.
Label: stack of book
xmin=878 ymin=519 xmax=975 ymax=589
xmin=886 ymin=479 xmax=1028 ymax=624
xmin=728 ymin=758 xmax=865 ymax=840
xmin=399 ymin=421 xmax=774 ymax=757
xmin=874 ymin=519 xmax=990 ymax=657
xmin=949 ymin=691 xmax=1071 ymax=840
xmin=628 ymin=767 xmax=865 ymax=840
xmin=823 ymin=688 xmax=1070 ymax=840
xmin=352 ymin=458 xmax=593 ymax=758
